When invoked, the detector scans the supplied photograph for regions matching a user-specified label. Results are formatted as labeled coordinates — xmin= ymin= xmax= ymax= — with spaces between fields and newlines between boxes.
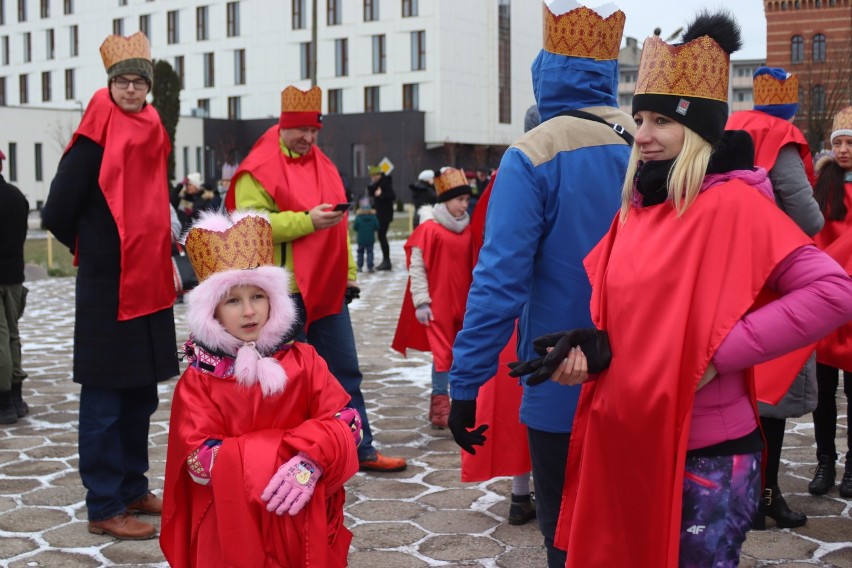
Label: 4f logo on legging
xmin=686 ymin=525 xmax=706 ymax=535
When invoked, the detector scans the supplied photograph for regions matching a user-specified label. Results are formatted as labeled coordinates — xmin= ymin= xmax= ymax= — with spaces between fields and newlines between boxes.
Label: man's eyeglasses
xmin=112 ymin=77 xmax=149 ymax=90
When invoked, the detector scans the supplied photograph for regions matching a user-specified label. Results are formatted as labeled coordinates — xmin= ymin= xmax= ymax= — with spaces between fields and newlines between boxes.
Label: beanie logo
xmin=676 ymin=99 xmax=690 ymax=116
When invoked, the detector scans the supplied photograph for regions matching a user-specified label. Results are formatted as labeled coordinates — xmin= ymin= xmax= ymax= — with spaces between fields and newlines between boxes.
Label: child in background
xmin=392 ymin=168 xmax=474 ymax=428
xmin=160 ymin=211 xmax=361 ymax=568
xmin=354 ymin=198 xmax=380 ymax=273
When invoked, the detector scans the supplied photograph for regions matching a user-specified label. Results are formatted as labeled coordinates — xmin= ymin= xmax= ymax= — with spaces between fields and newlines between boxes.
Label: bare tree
xmin=795 ymin=38 xmax=852 ymax=153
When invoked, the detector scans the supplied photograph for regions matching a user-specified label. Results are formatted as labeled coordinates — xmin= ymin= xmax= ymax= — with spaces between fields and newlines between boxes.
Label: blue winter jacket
xmin=449 ymin=50 xmax=635 ymax=433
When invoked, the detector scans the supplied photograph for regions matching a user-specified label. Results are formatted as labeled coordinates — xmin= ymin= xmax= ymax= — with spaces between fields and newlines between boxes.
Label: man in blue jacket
xmin=447 ymin=3 xmax=634 ymax=565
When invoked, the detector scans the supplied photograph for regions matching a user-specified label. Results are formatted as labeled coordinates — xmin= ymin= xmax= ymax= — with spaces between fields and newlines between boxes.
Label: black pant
xmin=760 ymin=416 xmax=786 ymax=487
xmin=813 ymin=363 xmax=852 ymax=457
xmin=527 ymin=427 xmax=570 ymax=568
xmin=377 ymin=215 xmax=391 ymax=262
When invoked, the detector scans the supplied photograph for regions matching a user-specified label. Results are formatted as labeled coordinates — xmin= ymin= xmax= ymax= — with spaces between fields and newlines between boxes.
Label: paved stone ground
xmin=1 ymin=239 xmax=850 ymax=567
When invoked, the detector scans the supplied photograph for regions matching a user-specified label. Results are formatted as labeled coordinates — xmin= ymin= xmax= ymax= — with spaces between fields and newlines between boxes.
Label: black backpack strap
xmin=555 ymin=109 xmax=634 ymax=146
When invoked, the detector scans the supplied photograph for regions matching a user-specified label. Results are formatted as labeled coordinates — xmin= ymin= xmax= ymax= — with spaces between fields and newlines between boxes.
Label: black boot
xmin=753 ymin=486 xmax=806 ymax=530
xmin=11 ymin=383 xmax=28 ymax=418
xmin=840 ymin=455 xmax=852 ymax=499
xmin=507 ymin=492 xmax=536 ymax=526
xmin=375 ymin=258 xmax=392 ymax=271
xmin=808 ymin=453 xmax=836 ymax=495
xmin=0 ymin=390 xmax=17 ymax=424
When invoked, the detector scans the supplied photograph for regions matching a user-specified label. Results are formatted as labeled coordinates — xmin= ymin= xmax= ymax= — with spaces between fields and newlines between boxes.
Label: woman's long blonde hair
xmin=619 ymin=127 xmax=713 ymax=222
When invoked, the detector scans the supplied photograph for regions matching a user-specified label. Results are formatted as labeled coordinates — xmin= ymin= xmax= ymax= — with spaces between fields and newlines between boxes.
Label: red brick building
xmin=765 ymin=0 xmax=852 ymax=149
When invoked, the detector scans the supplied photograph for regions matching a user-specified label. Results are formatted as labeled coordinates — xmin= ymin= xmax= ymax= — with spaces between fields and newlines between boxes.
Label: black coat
xmin=0 ymin=174 xmax=29 ymax=285
xmin=408 ymin=180 xmax=437 ymax=210
xmin=368 ymin=174 xmax=396 ymax=223
xmin=41 ymin=136 xmax=178 ymax=388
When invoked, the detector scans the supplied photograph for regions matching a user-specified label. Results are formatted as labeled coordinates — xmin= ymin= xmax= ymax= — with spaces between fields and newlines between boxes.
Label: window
xmin=299 ymin=42 xmax=311 ymax=80
xmin=364 ymin=86 xmax=379 ymax=112
xmin=48 ymin=28 xmax=58 ymax=60
xmin=139 ymin=14 xmax=150 ymax=37
xmin=196 ymin=98 xmax=209 ymax=117
xmin=791 ymin=35 xmax=804 ymax=63
xmin=1 ymin=36 xmax=8 ymax=65
xmin=64 ymin=68 xmax=74 ymax=99
xmin=23 ymin=32 xmax=30 ymax=62
xmin=0 ymin=77 xmax=6 ymax=106
xmin=40 ymin=0 xmax=48 ymax=18
xmin=69 ymin=25 xmax=78 ymax=56
xmin=812 ymin=85 xmax=826 ymax=113
xmin=410 ymin=30 xmax=425 ymax=70
xmin=203 ymin=52 xmax=214 ymax=87
xmin=196 ymin=6 xmax=208 ymax=41
xmin=113 ymin=18 xmax=124 ymax=36
xmin=352 ymin=143 xmax=366 ymax=177
xmin=174 ymin=55 xmax=184 ymax=88
xmin=403 ymin=83 xmax=419 ymax=110
xmin=41 ymin=70 xmax=50 ymax=101
xmin=228 ymin=96 xmax=241 ymax=119
xmin=335 ymin=38 xmax=348 ymax=76
xmin=233 ymin=49 xmax=245 ymax=85
xmin=64 ymin=0 xmax=72 ymax=15
xmin=34 ymin=143 xmax=42 ymax=181
xmin=372 ymin=34 xmax=385 ymax=73
xmin=226 ymin=2 xmax=240 ymax=37
xmin=498 ymin=0 xmax=511 ymax=123
xmin=196 ymin=146 xmax=203 ymax=173
xmin=328 ymin=88 xmax=342 ymax=114
xmin=327 ymin=0 xmax=340 ymax=25
xmin=18 ymin=73 xmax=27 ymax=104
xmin=402 ymin=0 xmax=418 ymax=17
xmin=813 ymin=33 xmax=826 ymax=62
xmin=17 ymin=0 xmax=25 ymax=22
xmin=167 ymin=10 xmax=179 ymax=44
xmin=292 ymin=0 xmax=305 ymax=30
xmin=0 ymin=0 xmax=4 ymax=25
xmin=8 ymin=142 xmax=16 ymax=181
xmin=364 ymin=0 xmax=378 ymax=21
xmin=182 ymin=146 xmax=190 ymax=178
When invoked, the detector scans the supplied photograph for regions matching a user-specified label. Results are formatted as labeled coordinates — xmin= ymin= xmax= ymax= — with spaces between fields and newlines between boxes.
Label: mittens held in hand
xmin=335 ymin=407 xmax=364 ymax=447
xmin=260 ymin=452 xmax=322 ymax=516
xmin=345 ymin=286 xmax=361 ymax=304
xmin=508 ymin=328 xmax=612 ymax=386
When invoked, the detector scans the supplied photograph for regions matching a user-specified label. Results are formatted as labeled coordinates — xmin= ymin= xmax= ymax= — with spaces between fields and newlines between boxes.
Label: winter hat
xmin=99 ymin=32 xmax=153 ymax=84
xmin=633 ymin=10 xmax=742 ymax=144
xmin=0 ymin=149 xmax=5 ymax=160
xmin=186 ymin=172 xmax=202 ymax=188
xmin=418 ymin=169 xmax=435 ymax=183
xmin=753 ymin=67 xmax=798 ymax=120
xmin=524 ymin=104 xmax=541 ymax=133
xmin=434 ymin=168 xmax=473 ymax=203
xmin=830 ymin=106 xmax=852 ymax=144
xmin=279 ymin=85 xmax=323 ymax=130
xmin=368 ymin=165 xmax=382 ymax=176
xmin=184 ymin=211 xmax=298 ymax=397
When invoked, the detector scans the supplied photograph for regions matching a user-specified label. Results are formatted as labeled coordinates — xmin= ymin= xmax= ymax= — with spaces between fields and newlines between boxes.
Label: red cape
xmin=226 ymin=126 xmax=348 ymax=327
xmin=726 ymin=110 xmax=815 ymax=186
xmin=555 ymin=181 xmax=811 ymax=567
xmin=459 ymin=172 xmax=531 ymax=481
xmin=816 ymin=228 xmax=852 ymax=370
xmin=68 ymin=88 xmax=175 ymax=320
xmin=160 ymin=344 xmax=359 ymax=568
xmin=392 ymin=219 xmax=473 ymax=372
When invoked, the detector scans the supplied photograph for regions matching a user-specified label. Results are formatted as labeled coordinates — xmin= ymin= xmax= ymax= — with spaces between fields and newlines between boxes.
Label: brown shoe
xmin=127 ymin=491 xmax=162 ymax=516
xmin=88 ymin=511 xmax=157 ymax=540
xmin=429 ymin=394 xmax=450 ymax=429
xmin=359 ymin=451 xmax=407 ymax=472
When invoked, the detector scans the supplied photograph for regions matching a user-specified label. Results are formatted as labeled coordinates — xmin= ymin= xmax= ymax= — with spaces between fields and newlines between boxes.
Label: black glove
xmin=507 ymin=328 xmax=612 ymax=386
xmin=448 ymin=399 xmax=489 ymax=455
xmin=344 ymin=285 xmax=361 ymax=304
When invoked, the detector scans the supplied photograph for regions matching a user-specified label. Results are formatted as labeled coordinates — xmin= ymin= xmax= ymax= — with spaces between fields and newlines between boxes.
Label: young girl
xmin=160 ymin=211 xmax=361 ymax=568
xmin=392 ymin=168 xmax=474 ymax=428
xmin=514 ymin=10 xmax=852 ymax=567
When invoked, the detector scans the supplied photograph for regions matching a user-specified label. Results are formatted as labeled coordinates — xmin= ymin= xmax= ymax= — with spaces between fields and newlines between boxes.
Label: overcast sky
xmin=613 ymin=0 xmax=768 ymax=60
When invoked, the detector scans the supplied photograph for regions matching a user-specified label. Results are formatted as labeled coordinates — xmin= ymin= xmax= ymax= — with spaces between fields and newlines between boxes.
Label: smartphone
xmin=332 ymin=202 xmax=351 ymax=211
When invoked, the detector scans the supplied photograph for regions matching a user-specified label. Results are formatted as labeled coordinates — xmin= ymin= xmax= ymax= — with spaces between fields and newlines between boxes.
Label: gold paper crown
xmin=99 ymin=32 xmax=151 ymax=71
xmin=753 ymin=73 xmax=798 ymax=106
xmin=635 ymin=35 xmax=730 ymax=102
xmin=185 ymin=216 xmax=274 ymax=283
xmin=435 ymin=168 xmax=469 ymax=196
xmin=542 ymin=4 xmax=625 ymax=61
xmin=832 ymin=106 xmax=852 ymax=134
xmin=281 ymin=86 xmax=322 ymax=114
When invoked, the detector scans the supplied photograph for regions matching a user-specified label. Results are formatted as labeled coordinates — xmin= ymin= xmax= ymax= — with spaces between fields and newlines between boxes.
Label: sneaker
xmin=359 ymin=451 xmax=407 ymax=472
xmin=508 ymin=492 xmax=536 ymax=526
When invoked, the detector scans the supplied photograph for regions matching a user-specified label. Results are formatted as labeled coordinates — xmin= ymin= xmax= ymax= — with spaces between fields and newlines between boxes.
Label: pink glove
xmin=260 ymin=452 xmax=322 ymax=516
xmin=415 ymin=304 xmax=434 ymax=326
xmin=336 ymin=407 xmax=364 ymax=447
